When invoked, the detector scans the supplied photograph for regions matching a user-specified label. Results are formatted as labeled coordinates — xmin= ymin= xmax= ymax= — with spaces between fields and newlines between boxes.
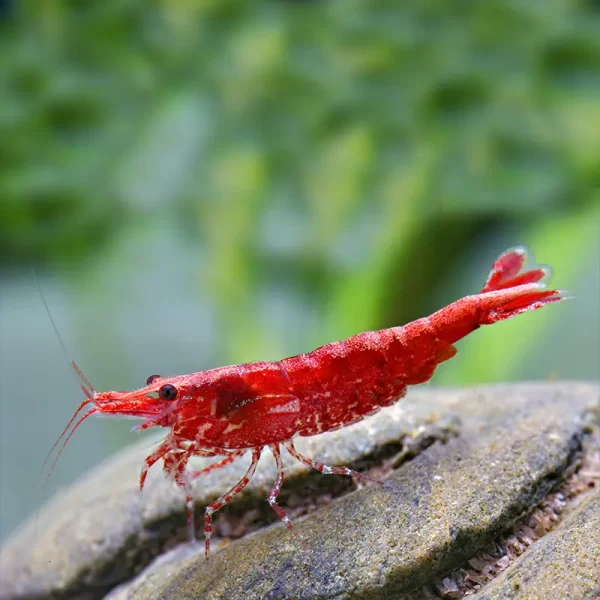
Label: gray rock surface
xmin=0 ymin=382 xmax=598 ymax=600
xmin=473 ymin=494 xmax=600 ymax=600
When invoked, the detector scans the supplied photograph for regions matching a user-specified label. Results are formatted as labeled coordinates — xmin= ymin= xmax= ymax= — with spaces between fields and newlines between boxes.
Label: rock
xmin=472 ymin=493 xmax=600 ymax=600
xmin=0 ymin=382 xmax=598 ymax=600
xmin=441 ymin=413 xmax=600 ymax=600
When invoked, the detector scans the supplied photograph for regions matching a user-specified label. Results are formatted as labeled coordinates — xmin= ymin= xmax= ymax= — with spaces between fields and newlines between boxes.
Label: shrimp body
xmin=48 ymin=247 xmax=567 ymax=559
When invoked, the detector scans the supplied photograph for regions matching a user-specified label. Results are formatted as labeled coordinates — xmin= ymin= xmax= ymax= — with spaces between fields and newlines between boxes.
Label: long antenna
xmin=33 ymin=270 xmax=96 ymax=396
xmin=32 ymin=270 xmax=97 ymax=541
xmin=33 ymin=269 xmax=78 ymax=542
xmin=33 ymin=269 xmax=72 ymax=369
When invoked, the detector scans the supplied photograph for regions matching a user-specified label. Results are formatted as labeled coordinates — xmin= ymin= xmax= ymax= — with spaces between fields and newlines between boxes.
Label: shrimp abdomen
xmin=285 ymin=247 xmax=566 ymax=437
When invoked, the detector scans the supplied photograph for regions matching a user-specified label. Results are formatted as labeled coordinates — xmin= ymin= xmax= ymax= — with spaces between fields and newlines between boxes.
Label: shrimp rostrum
xmin=47 ymin=247 xmax=567 ymax=559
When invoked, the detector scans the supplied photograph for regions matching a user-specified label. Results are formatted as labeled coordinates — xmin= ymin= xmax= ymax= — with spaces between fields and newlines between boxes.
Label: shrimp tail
xmin=481 ymin=245 xmax=551 ymax=293
xmin=430 ymin=247 xmax=569 ymax=345
xmin=477 ymin=246 xmax=568 ymax=325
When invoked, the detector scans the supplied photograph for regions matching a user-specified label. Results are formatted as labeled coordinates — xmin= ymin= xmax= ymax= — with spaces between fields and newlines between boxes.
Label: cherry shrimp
xmin=42 ymin=247 xmax=568 ymax=560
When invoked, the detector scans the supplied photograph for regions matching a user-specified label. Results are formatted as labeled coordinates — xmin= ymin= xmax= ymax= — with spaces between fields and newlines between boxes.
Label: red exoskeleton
xmin=45 ymin=247 xmax=567 ymax=559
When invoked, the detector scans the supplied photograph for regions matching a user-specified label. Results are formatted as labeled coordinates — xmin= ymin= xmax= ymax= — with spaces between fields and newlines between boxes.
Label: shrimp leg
xmin=162 ymin=447 xmax=199 ymax=541
xmin=267 ymin=445 xmax=294 ymax=531
xmin=188 ymin=451 xmax=245 ymax=481
xmin=139 ymin=437 xmax=179 ymax=490
xmin=203 ymin=447 xmax=262 ymax=560
xmin=164 ymin=447 xmax=244 ymax=542
xmin=182 ymin=450 xmax=247 ymax=541
xmin=285 ymin=441 xmax=383 ymax=485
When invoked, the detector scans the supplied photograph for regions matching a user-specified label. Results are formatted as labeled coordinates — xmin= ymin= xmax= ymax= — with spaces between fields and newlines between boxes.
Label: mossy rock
xmin=0 ymin=382 xmax=598 ymax=600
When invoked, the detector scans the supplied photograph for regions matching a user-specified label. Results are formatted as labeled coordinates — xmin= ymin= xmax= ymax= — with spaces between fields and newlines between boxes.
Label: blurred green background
xmin=0 ymin=0 xmax=599 ymax=541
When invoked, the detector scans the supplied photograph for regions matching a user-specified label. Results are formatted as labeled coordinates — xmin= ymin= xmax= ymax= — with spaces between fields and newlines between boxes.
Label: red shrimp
xmin=44 ymin=247 xmax=568 ymax=559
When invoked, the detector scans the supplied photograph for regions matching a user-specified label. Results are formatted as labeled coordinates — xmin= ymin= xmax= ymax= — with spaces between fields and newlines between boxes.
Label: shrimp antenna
xmin=33 ymin=270 xmax=97 ymax=482
xmin=33 ymin=270 xmax=100 ymax=541
xmin=34 ymin=270 xmax=71 ymax=369
xmin=33 ymin=270 xmax=96 ymax=397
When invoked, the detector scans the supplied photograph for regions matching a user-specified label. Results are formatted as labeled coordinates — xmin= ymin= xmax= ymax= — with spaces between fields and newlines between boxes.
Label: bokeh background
xmin=1 ymin=0 xmax=599 ymax=542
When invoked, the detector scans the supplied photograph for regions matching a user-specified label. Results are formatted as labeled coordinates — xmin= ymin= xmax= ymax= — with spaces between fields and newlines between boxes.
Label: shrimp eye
xmin=158 ymin=384 xmax=178 ymax=401
xmin=146 ymin=374 xmax=161 ymax=385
